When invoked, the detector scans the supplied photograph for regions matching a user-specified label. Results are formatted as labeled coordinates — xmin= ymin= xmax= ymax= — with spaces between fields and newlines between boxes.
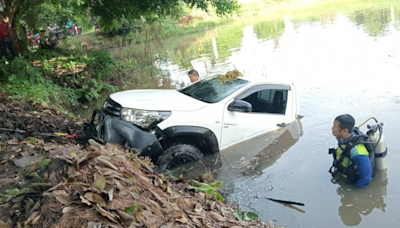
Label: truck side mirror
xmin=228 ymin=100 xmax=252 ymax=113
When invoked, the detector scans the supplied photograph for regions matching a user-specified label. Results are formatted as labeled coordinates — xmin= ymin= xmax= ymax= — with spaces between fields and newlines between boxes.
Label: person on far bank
xmin=188 ymin=69 xmax=200 ymax=83
xmin=0 ymin=12 xmax=16 ymax=59
xmin=47 ymin=24 xmax=53 ymax=34
xmin=66 ymin=18 xmax=73 ymax=29
xmin=39 ymin=30 xmax=56 ymax=50
xmin=329 ymin=114 xmax=372 ymax=188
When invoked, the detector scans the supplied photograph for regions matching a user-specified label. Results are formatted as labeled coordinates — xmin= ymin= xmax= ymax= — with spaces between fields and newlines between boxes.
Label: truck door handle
xmin=277 ymin=123 xmax=287 ymax=127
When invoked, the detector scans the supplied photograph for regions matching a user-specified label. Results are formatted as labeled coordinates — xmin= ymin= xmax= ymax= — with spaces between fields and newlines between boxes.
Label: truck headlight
xmin=120 ymin=108 xmax=171 ymax=129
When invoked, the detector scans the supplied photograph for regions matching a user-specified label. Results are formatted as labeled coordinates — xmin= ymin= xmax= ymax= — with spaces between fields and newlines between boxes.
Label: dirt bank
xmin=0 ymin=94 xmax=86 ymax=144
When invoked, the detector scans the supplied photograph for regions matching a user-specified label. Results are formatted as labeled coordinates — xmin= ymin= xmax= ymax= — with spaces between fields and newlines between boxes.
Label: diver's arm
xmin=352 ymin=155 xmax=372 ymax=188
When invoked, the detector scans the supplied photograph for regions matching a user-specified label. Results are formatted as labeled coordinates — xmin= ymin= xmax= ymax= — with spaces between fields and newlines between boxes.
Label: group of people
xmin=0 ymin=12 xmax=16 ymax=59
xmin=46 ymin=23 xmax=60 ymax=34
xmin=39 ymin=18 xmax=78 ymax=49
xmin=45 ymin=18 xmax=78 ymax=35
xmin=38 ymin=29 xmax=57 ymax=49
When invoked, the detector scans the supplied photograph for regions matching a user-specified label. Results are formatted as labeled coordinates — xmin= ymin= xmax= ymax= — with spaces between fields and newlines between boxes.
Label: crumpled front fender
xmin=103 ymin=118 xmax=164 ymax=158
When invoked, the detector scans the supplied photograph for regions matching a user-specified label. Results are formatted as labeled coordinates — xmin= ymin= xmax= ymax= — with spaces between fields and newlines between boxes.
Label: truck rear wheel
xmin=156 ymin=143 xmax=203 ymax=172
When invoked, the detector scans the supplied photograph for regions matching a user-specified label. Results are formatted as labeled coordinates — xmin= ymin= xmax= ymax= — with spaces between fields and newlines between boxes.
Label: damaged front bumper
xmin=85 ymin=108 xmax=164 ymax=158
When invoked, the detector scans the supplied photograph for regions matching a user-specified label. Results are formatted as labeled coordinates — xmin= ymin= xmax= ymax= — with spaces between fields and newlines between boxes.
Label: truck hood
xmin=110 ymin=89 xmax=208 ymax=111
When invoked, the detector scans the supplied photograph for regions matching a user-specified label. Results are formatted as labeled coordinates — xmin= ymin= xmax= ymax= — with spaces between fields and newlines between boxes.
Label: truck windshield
xmin=178 ymin=76 xmax=249 ymax=103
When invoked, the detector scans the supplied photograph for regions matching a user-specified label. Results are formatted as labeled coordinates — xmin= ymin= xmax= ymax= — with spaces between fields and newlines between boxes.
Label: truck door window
xmin=242 ymin=89 xmax=288 ymax=114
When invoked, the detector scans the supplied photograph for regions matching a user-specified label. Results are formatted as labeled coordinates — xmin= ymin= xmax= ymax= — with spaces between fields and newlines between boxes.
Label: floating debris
xmin=218 ymin=69 xmax=244 ymax=84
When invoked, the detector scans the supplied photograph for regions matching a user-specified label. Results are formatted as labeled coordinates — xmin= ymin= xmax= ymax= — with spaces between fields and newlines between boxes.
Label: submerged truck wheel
xmin=156 ymin=143 xmax=204 ymax=172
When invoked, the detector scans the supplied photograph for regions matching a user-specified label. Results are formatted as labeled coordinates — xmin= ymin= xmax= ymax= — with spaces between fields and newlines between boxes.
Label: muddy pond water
xmin=77 ymin=0 xmax=400 ymax=227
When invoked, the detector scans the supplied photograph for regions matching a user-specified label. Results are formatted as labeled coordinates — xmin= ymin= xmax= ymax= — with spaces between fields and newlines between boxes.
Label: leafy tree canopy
xmin=76 ymin=0 xmax=240 ymax=30
xmin=0 ymin=0 xmax=240 ymax=51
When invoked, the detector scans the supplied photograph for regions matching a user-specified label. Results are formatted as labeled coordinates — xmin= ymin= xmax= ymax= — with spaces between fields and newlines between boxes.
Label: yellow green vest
xmin=336 ymin=144 xmax=369 ymax=168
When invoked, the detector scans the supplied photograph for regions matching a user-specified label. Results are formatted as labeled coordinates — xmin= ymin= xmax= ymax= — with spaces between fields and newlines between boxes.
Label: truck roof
xmin=239 ymin=74 xmax=294 ymax=86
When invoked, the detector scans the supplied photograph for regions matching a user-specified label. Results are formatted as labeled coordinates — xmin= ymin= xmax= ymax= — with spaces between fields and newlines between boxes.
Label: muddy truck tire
xmin=156 ymin=143 xmax=204 ymax=172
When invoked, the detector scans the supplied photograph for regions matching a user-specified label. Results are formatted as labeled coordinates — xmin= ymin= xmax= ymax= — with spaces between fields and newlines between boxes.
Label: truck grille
xmin=103 ymin=98 xmax=122 ymax=117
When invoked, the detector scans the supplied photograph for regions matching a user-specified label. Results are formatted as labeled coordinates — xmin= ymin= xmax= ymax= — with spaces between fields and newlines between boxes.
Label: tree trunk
xmin=3 ymin=0 xmax=26 ymax=54
xmin=8 ymin=19 xmax=25 ymax=54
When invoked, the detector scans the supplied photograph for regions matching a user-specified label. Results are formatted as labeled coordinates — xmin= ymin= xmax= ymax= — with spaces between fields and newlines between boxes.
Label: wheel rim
xmin=166 ymin=155 xmax=195 ymax=170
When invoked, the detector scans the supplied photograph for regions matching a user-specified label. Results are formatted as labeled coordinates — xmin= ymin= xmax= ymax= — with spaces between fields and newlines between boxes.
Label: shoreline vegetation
xmin=1 ymin=0 xmax=397 ymax=112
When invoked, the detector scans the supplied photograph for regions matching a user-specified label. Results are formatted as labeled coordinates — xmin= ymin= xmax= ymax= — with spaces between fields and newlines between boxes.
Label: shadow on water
xmin=336 ymin=170 xmax=388 ymax=227
xmin=170 ymin=118 xmax=304 ymax=183
xmin=241 ymin=119 xmax=304 ymax=177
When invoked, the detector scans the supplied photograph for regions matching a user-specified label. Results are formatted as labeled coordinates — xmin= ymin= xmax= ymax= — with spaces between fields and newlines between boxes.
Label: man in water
xmin=329 ymin=114 xmax=372 ymax=188
xmin=188 ymin=69 xmax=200 ymax=83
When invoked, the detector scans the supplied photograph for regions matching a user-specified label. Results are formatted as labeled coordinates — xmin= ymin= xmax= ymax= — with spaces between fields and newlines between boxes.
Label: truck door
xmin=220 ymin=83 xmax=297 ymax=150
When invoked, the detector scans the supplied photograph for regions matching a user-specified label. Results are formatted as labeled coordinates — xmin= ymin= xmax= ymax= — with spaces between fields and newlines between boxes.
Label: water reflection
xmin=162 ymin=1 xmax=400 ymax=89
xmin=171 ymin=119 xmax=303 ymax=181
xmin=336 ymin=171 xmax=388 ymax=226
xmin=253 ymin=19 xmax=285 ymax=48
xmin=353 ymin=6 xmax=394 ymax=36
xmin=390 ymin=6 xmax=396 ymax=30
xmin=241 ymin=119 xmax=303 ymax=176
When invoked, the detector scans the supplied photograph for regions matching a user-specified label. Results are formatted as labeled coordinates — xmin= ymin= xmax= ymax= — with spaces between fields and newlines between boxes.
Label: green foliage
xmin=27 ymin=172 xmax=43 ymax=183
xmin=5 ymin=189 xmax=21 ymax=195
xmin=86 ymin=49 xmax=116 ymax=79
xmin=24 ymin=48 xmax=81 ymax=62
xmin=28 ymin=137 xmax=38 ymax=144
xmin=38 ymin=159 xmax=52 ymax=169
xmin=74 ymin=0 xmax=240 ymax=31
xmin=0 ymin=48 xmax=118 ymax=108
xmin=107 ymin=20 xmax=142 ymax=37
xmin=188 ymin=180 xmax=225 ymax=202
xmin=124 ymin=203 xmax=143 ymax=215
xmin=234 ymin=209 xmax=260 ymax=221
xmin=0 ymin=187 xmax=31 ymax=204
xmin=18 ymin=1 xmax=72 ymax=41
xmin=74 ymin=14 xmax=95 ymax=32
xmin=13 ymin=0 xmax=240 ymax=39
xmin=0 ymin=55 xmax=73 ymax=105
xmin=72 ymin=50 xmax=118 ymax=101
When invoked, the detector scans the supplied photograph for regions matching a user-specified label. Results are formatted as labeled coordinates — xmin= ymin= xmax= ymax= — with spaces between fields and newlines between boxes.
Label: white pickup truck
xmin=86 ymin=74 xmax=299 ymax=171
